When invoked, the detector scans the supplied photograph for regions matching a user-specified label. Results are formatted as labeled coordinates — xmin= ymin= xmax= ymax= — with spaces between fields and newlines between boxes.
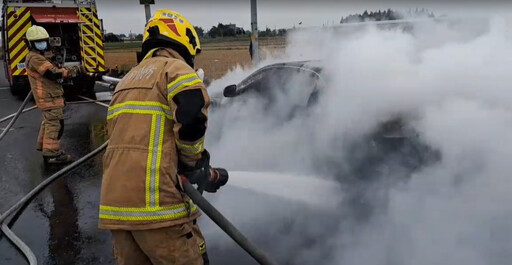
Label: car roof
xmin=260 ymin=60 xmax=323 ymax=71
xmin=238 ymin=60 xmax=323 ymax=87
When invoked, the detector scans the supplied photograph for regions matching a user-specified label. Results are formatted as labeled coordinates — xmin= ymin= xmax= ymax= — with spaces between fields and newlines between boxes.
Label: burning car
xmin=210 ymin=60 xmax=441 ymax=218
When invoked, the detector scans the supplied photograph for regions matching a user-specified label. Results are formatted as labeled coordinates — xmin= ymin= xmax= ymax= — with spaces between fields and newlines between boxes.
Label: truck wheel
xmin=10 ymin=84 xmax=22 ymax=96
xmin=10 ymin=76 xmax=30 ymax=97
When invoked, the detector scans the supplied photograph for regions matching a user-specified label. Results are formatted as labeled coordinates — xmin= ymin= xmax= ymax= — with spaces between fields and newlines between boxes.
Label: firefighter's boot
xmin=43 ymin=152 xmax=73 ymax=164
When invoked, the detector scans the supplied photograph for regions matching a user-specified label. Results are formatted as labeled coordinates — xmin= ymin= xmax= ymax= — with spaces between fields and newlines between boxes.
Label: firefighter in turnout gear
xmin=99 ymin=10 xmax=228 ymax=265
xmin=25 ymin=25 xmax=84 ymax=164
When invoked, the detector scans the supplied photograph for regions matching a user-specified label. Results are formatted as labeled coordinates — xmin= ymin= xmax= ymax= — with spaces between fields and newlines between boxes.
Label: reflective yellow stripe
xmin=146 ymin=115 xmax=157 ymax=207
xmin=143 ymin=48 xmax=160 ymax=61
xmin=79 ymin=8 xmax=93 ymax=24
xmin=7 ymin=7 xmax=19 ymax=25
xmin=108 ymin=101 xmax=169 ymax=210
xmin=199 ymin=242 xmax=207 ymax=254
xmin=83 ymin=35 xmax=105 ymax=57
xmin=107 ymin=109 xmax=172 ymax=120
xmin=10 ymin=49 xmax=29 ymax=70
xmin=82 ymin=39 xmax=104 ymax=60
xmin=99 ymin=202 xmax=198 ymax=221
xmin=84 ymin=56 xmax=97 ymax=68
xmin=155 ymin=115 xmax=165 ymax=206
xmin=8 ymin=21 xmax=31 ymax=49
xmin=176 ymin=139 xmax=205 ymax=155
xmin=167 ymin=73 xmax=202 ymax=100
xmin=107 ymin=101 xmax=172 ymax=120
xmin=109 ymin=101 xmax=171 ymax=111
xmin=14 ymin=68 xmax=25 ymax=76
xmin=79 ymin=7 xmax=102 ymax=39
xmin=78 ymin=7 xmax=105 ymax=71
xmin=8 ymin=11 xmax=31 ymax=36
xmin=145 ymin=114 xmax=165 ymax=208
xmin=10 ymin=39 xmax=27 ymax=58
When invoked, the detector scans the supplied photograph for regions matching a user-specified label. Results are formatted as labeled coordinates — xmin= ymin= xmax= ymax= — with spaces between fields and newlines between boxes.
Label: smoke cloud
xmin=201 ymin=15 xmax=512 ymax=265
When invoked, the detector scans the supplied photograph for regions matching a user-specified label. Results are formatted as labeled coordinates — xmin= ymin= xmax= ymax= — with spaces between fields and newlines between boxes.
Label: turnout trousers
xmin=110 ymin=221 xmax=209 ymax=265
xmin=36 ymin=107 xmax=64 ymax=157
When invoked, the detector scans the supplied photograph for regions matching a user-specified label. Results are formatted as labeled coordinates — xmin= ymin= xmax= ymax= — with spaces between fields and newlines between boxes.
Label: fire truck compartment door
xmin=30 ymin=8 xmax=83 ymax=23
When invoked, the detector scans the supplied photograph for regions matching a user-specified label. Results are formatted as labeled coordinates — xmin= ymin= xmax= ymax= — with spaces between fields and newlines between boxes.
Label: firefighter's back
xmin=100 ymin=55 xmax=200 ymax=231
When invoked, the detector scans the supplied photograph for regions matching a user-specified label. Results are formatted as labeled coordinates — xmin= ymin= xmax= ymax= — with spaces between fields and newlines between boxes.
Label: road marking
xmin=0 ymin=87 xmax=11 ymax=90
xmin=0 ymin=127 xmax=15 ymax=132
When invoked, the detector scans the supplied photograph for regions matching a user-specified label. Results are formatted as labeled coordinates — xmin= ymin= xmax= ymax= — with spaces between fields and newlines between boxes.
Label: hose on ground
xmin=1 ymin=220 xmax=37 ymax=265
xmin=77 ymin=95 xmax=110 ymax=108
xmin=0 ymin=99 xmax=110 ymax=125
xmin=0 ymin=106 xmax=37 ymax=124
xmin=0 ymin=140 xmax=108 ymax=224
xmin=0 ymin=91 xmax=32 ymax=142
xmin=183 ymin=181 xmax=280 ymax=265
xmin=0 ymin=95 xmax=109 ymax=265
xmin=1 ymin=91 xmax=276 ymax=265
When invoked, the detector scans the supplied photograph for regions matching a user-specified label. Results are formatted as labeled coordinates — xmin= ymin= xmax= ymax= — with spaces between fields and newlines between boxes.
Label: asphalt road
xmin=0 ymin=60 xmax=10 ymax=87
xmin=0 ymin=89 xmax=113 ymax=265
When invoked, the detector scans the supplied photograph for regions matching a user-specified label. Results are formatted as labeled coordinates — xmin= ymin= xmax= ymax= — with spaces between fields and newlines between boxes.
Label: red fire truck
xmin=1 ymin=0 xmax=106 ymax=96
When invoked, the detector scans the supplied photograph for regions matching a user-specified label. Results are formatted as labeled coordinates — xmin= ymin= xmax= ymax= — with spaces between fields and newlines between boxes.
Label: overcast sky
xmin=96 ymin=0 xmax=512 ymax=34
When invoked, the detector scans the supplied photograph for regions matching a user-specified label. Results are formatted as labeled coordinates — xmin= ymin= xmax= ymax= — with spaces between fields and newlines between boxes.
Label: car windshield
xmin=239 ymin=65 xmax=320 ymax=106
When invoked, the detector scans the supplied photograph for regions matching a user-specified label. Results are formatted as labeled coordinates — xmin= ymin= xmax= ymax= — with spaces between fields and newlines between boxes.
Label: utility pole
xmin=140 ymin=0 xmax=155 ymax=23
xmin=145 ymin=4 xmax=151 ymax=23
xmin=250 ymin=0 xmax=259 ymax=65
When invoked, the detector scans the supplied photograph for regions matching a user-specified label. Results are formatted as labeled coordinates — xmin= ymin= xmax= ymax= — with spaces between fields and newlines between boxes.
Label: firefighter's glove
xmin=66 ymin=65 xmax=82 ymax=78
xmin=178 ymin=150 xmax=229 ymax=193
xmin=178 ymin=150 xmax=211 ymax=191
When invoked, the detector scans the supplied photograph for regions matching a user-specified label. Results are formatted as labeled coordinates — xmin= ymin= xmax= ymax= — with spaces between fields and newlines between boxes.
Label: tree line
xmin=103 ymin=8 xmax=436 ymax=43
xmin=340 ymin=8 xmax=435 ymax=23
xmin=195 ymin=24 xmax=287 ymax=38
xmin=104 ymin=24 xmax=288 ymax=43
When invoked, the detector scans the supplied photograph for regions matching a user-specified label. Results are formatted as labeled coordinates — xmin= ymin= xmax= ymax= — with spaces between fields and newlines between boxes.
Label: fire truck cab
xmin=1 ymin=0 xmax=105 ymax=96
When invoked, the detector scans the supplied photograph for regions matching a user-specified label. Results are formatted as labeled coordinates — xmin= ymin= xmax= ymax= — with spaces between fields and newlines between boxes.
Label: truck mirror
xmin=223 ymin=84 xmax=238 ymax=97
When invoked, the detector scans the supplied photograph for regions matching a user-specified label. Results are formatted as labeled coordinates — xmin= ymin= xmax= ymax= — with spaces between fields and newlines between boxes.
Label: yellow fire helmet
xmin=26 ymin=25 xmax=49 ymax=41
xmin=142 ymin=9 xmax=201 ymax=66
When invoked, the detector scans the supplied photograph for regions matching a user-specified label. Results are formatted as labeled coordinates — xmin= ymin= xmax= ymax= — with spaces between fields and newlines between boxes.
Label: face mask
xmin=34 ymin=41 xmax=47 ymax=51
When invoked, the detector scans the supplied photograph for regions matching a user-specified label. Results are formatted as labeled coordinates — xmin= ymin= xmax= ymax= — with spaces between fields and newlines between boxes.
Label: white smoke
xmin=201 ymin=16 xmax=512 ymax=265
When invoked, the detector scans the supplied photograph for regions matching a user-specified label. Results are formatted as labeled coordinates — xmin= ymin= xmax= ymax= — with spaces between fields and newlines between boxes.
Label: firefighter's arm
xmin=31 ymin=54 xmax=69 ymax=80
xmin=167 ymin=65 xmax=209 ymax=166
xmin=165 ymin=62 xmax=228 ymax=193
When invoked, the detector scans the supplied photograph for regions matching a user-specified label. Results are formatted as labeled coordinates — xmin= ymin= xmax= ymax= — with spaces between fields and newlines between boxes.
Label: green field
xmin=104 ymin=41 xmax=143 ymax=51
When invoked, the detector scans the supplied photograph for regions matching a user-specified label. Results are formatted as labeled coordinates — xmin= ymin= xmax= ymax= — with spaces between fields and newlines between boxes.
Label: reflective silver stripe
xmin=167 ymin=75 xmax=201 ymax=97
xmin=107 ymin=105 xmax=172 ymax=119
xmin=99 ymin=202 xmax=198 ymax=221
xmin=149 ymin=115 xmax=163 ymax=208
xmin=100 ymin=207 xmax=188 ymax=217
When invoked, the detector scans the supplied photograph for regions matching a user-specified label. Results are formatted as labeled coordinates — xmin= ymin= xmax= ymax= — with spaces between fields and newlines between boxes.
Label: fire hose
xmin=0 ymin=141 xmax=109 ymax=265
xmin=0 ymin=91 xmax=33 ymax=142
xmin=0 ymin=147 xmax=279 ymax=265
xmin=0 ymin=94 xmax=111 ymax=265
xmin=183 ymin=181 xmax=279 ymax=265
